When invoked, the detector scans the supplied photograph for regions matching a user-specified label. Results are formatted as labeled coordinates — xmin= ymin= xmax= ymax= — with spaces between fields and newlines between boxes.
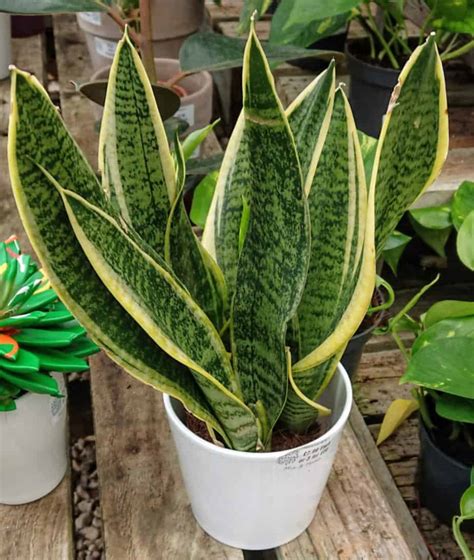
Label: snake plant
xmin=8 ymin=23 xmax=447 ymax=450
xmin=0 ymin=236 xmax=99 ymax=411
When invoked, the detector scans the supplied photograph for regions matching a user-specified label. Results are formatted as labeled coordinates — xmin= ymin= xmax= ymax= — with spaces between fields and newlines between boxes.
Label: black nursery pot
xmin=290 ymin=31 xmax=348 ymax=73
xmin=345 ymin=39 xmax=400 ymax=138
xmin=418 ymin=420 xmax=474 ymax=532
xmin=341 ymin=288 xmax=384 ymax=379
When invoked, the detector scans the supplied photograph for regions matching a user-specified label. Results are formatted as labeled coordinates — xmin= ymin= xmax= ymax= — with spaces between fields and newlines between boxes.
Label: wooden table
xmin=0 ymin=13 xmax=437 ymax=559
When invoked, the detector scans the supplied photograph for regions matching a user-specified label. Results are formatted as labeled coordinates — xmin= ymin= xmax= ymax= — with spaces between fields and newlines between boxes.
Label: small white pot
xmin=0 ymin=14 xmax=12 ymax=80
xmin=0 ymin=373 xmax=68 ymax=505
xmin=164 ymin=364 xmax=352 ymax=550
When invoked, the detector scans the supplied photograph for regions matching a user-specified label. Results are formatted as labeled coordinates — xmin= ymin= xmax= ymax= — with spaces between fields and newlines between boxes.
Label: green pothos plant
xmin=454 ymin=468 xmax=474 ymax=560
xmin=383 ymin=180 xmax=474 ymax=274
xmin=8 ymin=22 xmax=447 ymax=451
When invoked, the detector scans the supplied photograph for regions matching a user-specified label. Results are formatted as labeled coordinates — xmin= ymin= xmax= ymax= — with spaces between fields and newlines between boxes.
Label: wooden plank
xmin=89 ymin=353 xmax=243 ymax=559
xmin=206 ymin=0 xmax=245 ymax=25
xmin=280 ymin=417 xmax=426 ymax=559
xmin=0 ymin=477 xmax=74 ymax=560
xmin=349 ymin=407 xmax=430 ymax=559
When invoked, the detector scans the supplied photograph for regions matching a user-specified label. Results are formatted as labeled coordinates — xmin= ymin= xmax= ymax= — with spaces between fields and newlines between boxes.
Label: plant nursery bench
xmin=2 ymin=10 xmax=471 ymax=559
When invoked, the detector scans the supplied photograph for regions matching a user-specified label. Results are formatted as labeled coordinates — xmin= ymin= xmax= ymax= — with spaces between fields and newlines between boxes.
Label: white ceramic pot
xmin=164 ymin=364 xmax=352 ymax=549
xmin=90 ymin=58 xmax=213 ymax=134
xmin=0 ymin=14 xmax=12 ymax=80
xmin=0 ymin=373 xmax=68 ymax=505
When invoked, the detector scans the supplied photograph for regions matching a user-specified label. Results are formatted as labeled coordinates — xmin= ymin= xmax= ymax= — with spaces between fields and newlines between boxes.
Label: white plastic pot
xmin=164 ymin=364 xmax=352 ymax=550
xmin=0 ymin=14 xmax=12 ymax=80
xmin=0 ymin=373 xmax=68 ymax=505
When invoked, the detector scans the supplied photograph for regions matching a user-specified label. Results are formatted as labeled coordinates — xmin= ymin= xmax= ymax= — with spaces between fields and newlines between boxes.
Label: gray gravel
xmin=71 ymin=436 xmax=104 ymax=560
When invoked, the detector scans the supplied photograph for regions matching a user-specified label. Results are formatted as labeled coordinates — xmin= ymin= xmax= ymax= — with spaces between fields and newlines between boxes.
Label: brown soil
xmin=186 ymin=412 xmax=323 ymax=452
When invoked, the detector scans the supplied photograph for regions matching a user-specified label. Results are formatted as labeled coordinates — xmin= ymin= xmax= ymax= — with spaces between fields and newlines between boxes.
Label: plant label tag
xmin=175 ymin=103 xmax=195 ymax=128
xmin=276 ymin=438 xmax=335 ymax=471
xmin=50 ymin=374 xmax=66 ymax=424
xmin=94 ymin=37 xmax=118 ymax=59
xmin=80 ymin=12 xmax=102 ymax=26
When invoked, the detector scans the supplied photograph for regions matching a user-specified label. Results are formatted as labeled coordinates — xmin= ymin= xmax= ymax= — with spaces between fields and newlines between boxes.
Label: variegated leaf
xmin=229 ymin=25 xmax=311 ymax=445
xmin=293 ymin=88 xmax=376 ymax=374
xmin=286 ymin=61 xmax=335 ymax=186
xmin=58 ymin=187 xmax=258 ymax=451
xmin=99 ymin=30 xmax=176 ymax=254
xmin=8 ymin=67 xmax=234 ymax=449
xmin=165 ymin=136 xmax=226 ymax=329
xmin=374 ymin=35 xmax=449 ymax=253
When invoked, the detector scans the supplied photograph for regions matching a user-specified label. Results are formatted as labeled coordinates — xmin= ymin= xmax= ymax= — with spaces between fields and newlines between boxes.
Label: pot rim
xmin=345 ymin=39 xmax=401 ymax=78
xmin=163 ymin=363 xmax=352 ymax=460
xmin=91 ymin=58 xmax=213 ymax=104
xmin=419 ymin=415 xmax=471 ymax=470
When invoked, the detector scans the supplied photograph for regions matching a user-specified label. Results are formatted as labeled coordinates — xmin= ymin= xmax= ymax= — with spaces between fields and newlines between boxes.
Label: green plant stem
xmin=365 ymin=10 xmax=400 ymax=69
xmin=392 ymin=330 xmax=410 ymax=362
xmin=441 ymin=40 xmax=474 ymax=62
xmin=139 ymin=0 xmax=157 ymax=84
xmin=106 ymin=5 xmax=141 ymax=48
xmin=453 ymin=516 xmax=474 ymax=560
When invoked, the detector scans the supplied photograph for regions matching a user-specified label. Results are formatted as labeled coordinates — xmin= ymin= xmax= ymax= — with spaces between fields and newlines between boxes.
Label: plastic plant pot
xmin=345 ymin=39 xmax=400 ymax=138
xmin=418 ymin=419 xmax=474 ymax=532
xmin=164 ymin=364 xmax=352 ymax=550
xmin=0 ymin=373 xmax=68 ymax=505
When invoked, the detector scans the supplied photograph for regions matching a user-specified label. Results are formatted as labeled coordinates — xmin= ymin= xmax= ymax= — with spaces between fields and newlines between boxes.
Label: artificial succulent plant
xmin=0 ymin=236 xmax=99 ymax=411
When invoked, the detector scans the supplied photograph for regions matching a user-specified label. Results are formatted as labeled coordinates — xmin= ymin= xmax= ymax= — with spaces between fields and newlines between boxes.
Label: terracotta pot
xmin=77 ymin=0 xmax=204 ymax=71
xmin=90 ymin=58 xmax=213 ymax=133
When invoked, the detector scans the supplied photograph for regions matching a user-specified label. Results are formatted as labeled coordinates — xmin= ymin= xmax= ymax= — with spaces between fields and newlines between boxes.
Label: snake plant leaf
xmin=293 ymin=89 xmax=375 ymax=373
xmin=165 ymin=137 xmax=226 ymax=329
xmin=7 ymin=69 xmax=104 ymax=209
xmin=190 ymin=171 xmax=219 ymax=228
xmin=8 ymin=68 xmax=237 ymax=448
xmin=279 ymin=351 xmax=339 ymax=433
xmin=286 ymin=62 xmax=335 ymax=186
xmin=374 ymin=35 xmax=449 ymax=253
xmin=228 ymin=24 xmax=311 ymax=443
xmin=203 ymin=62 xmax=334 ymax=303
xmin=58 ymin=187 xmax=258 ymax=451
xmin=98 ymin=30 xmax=176 ymax=254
